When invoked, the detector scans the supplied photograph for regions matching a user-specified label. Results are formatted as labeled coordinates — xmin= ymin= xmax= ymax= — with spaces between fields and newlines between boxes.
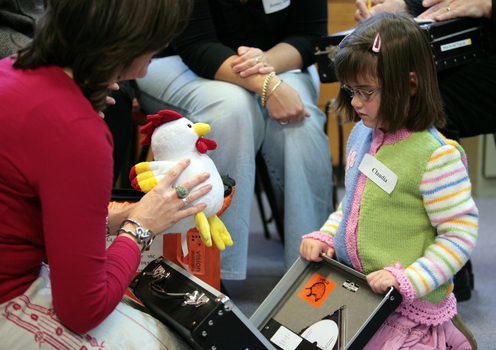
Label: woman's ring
xmin=255 ymin=58 xmax=259 ymax=63
xmin=445 ymin=6 xmax=451 ymax=11
xmin=263 ymin=61 xmax=268 ymax=67
xmin=182 ymin=197 xmax=188 ymax=206
xmin=175 ymin=185 xmax=188 ymax=199
xmin=279 ymin=120 xmax=288 ymax=125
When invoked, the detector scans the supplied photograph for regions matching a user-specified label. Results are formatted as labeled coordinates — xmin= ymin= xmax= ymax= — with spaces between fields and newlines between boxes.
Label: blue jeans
xmin=135 ymin=56 xmax=333 ymax=279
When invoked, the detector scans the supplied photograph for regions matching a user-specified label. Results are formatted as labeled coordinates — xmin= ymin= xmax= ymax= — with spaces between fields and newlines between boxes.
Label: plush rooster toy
xmin=129 ymin=110 xmax=233 ymax=254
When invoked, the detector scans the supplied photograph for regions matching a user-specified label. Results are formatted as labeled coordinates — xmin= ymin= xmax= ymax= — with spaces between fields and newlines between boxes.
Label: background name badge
xmin=262 ymin=0 xmax=290 ymax=14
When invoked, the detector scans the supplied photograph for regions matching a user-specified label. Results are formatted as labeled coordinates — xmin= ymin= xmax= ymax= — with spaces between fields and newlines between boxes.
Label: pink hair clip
xmin=372 ymin=32 xmax=381 ymax=52
xmin=339 ymin=33 xmax=351 ymax=47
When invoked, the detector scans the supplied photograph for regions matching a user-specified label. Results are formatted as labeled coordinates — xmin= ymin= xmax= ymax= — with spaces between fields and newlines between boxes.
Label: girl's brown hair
xmin=14 ymin=0 xmax=193 ymax=112
xmin=333 ymin=12 xmax=445 ymax=133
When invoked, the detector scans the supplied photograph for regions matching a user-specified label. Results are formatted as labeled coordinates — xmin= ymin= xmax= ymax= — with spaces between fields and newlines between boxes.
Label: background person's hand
xmin=231 ymin=46 xmax=275 ymax=77
xmin=266 ymin=80 xmax=310 ymax=124
xmin=355 ymin=0 xmax=410 ymax=22
xmin=417 ymin=0 xmax=492 ymax=21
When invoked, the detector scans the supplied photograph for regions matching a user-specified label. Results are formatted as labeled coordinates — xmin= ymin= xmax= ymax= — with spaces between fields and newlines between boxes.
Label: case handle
xmin=149 ymin=277 xmax=210 ymax=307
xmin=149 ymin=277 xmax=187 ymax=299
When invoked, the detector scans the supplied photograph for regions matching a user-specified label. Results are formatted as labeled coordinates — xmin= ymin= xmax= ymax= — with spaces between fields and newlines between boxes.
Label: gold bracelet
xmin=266 ymin=79 xmax=283 ymax=101
xmin=261 ymin=72 xmax=276 ymax=107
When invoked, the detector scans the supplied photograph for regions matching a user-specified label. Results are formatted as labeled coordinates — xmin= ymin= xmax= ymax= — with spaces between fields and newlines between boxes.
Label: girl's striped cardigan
xmin=304 ymin=122 xmax=478 ymax=326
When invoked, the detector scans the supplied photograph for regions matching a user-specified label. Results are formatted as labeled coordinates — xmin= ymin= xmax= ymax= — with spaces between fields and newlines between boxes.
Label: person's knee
xmin=196 ymin=87 xmax=262 ymax=134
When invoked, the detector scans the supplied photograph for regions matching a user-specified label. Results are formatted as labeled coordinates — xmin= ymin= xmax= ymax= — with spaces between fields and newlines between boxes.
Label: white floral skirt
xmin=0 ymin=264 xmax=192 ymax=350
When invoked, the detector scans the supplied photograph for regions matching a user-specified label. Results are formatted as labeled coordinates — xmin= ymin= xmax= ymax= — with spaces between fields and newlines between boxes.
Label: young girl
xmin=300 ymin=13 xmax=478 ymax=349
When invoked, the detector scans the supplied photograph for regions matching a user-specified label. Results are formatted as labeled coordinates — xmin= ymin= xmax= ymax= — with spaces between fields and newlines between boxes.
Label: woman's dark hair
xmin=333 ymin=12 xmax=445 ymax=133
xmin=14 ymin=0 xmax=193 ymax=112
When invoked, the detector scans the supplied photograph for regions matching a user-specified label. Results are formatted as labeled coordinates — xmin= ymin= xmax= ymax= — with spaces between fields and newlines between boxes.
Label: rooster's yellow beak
xmin=193 ymin=123 xmax=210 ymax=137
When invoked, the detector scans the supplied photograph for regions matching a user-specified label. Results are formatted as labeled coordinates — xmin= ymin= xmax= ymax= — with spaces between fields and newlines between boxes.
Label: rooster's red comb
xmin=139 ymin=110 xmax=184 ymax=145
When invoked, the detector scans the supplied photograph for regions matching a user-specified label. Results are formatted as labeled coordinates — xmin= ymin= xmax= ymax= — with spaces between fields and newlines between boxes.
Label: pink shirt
xmin=0 ymin=58 xmax=140 ymax=333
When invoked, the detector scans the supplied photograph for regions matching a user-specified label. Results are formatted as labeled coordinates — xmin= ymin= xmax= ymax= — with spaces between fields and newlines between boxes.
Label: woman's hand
xmin=266 ymin=78 xmax=310 ymax=124
xmin=300 ymin=238 xmax=335 ymax=262
xmin=417 ymin=0 xmax=492 ymax=21
xmin=367 ymin=270 xmax=400 ymax=294
xmin=124 ymin=159 xmax=211 ymax=240
xmin=231 ymin=46 xmax=275 ymax=77
xmin=98 ymin=83 xmax=120 ymax=118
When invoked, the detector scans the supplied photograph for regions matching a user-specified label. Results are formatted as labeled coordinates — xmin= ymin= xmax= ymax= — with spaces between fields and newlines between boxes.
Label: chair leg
xmin=325 ymin=99 xmax=345 ymax=209
xmin=254 ymin=170 xmax=272 ymax=240
xmin=255 ymin=152 xmax=284 ymax=243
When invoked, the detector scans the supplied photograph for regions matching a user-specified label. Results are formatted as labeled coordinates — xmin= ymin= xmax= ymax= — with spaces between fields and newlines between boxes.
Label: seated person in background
xmin=355 ymin=0 xmax=496 ymax=302
xmin=135 ymin=0 xmax=334 ymax=280
xmin=0 ymin=1 xmax=208 ymax=349
xmin=0 ymin=0 xmax=44 ymax=59
xmin=355 ymin=0 xmax=496 ymax=142
xmin=301 ymin=13 xmax=478 ymax=349
xmin=103 ymin=80 xmax=135 ymax=186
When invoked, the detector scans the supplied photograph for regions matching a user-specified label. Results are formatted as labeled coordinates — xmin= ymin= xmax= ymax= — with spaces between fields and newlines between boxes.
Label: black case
xmin=421 ymin=17 xmax=487 ymax=71
xmin=313 ymin=29 xmax=352 ymax=83
xmin=313 ymin=17 xmax=491 ymax=83
xmin=250 ymin=255 xmax=402 ymax=350
xmin=130 ymin=256 xmax=401 ymax=350
xmin=129 ymin=256 xmax=276 ymax=350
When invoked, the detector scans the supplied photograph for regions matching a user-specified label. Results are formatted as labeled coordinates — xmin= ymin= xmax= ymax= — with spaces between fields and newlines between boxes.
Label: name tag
xmin=262 ymin=0 xmax=290 ymax=14
xmin=358 ymin=154 xmax=398 ymax=194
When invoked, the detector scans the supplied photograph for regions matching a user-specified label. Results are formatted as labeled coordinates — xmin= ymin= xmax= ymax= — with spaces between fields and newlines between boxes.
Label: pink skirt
xmin=363 ymin=312 xmax=474 ymax=350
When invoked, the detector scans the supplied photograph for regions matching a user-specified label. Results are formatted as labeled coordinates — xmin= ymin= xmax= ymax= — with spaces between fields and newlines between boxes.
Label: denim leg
xmin=136 ymin=56 xmax=265 ymax=280
xmin=261 ymin=67 xmax=334 ymax=268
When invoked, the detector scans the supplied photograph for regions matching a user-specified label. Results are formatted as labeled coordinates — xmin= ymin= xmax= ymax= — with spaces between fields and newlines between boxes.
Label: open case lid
xmin=250 ymin=255 xmax=402 ymax=350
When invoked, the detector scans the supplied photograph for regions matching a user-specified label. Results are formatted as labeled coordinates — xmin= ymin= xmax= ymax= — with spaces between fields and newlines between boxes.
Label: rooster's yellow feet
xmin=195 ymin=211 xmax=212 ymax=247
xmin=208 ymin=214 xmax=233 ymax=250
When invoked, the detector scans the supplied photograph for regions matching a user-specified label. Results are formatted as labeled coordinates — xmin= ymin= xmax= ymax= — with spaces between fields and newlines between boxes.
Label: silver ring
xmin=279 ymin=120 xmax=288 ymax=125
xmin=175 ymin=185 xmax=188 ymax=199
xmin=182 ymin=197 xmax=188 ymax=206
xmin=445 ymin=6 xmax=451 ymax=11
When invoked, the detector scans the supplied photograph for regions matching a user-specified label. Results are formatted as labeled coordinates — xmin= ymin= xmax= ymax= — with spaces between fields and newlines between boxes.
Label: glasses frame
xmin=341 ymin=84 xmax=382 ymax=101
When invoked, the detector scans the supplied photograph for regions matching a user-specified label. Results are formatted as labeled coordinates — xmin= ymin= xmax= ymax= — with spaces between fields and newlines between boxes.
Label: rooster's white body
xmin=130 ymin=110 xmax=232 ymax=253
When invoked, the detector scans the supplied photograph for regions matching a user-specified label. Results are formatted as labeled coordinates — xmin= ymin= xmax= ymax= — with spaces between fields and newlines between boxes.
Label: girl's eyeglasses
xmin=341 ymin=85 xmax=382 ymax=101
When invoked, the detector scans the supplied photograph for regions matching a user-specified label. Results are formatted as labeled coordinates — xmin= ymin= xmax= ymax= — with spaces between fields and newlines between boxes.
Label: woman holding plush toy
xmin=0 ymin=0 xmax=203 ymax=348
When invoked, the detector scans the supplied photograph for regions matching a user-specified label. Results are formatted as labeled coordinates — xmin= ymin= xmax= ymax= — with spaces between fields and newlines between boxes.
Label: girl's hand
xmin=418 ymin=0 xmax=492 ymax=21
xmin=366 ymin=270 xmax=400 ymax=294
xmin=300 ymin=238 xmax=335 ymax=262
xmin=266 ymin=80 xmax=310 ymax=124
xmin=231 ymin=46 xmax=275 ymax=77
xmin=127 ymin=158 xmax=211 ymax=236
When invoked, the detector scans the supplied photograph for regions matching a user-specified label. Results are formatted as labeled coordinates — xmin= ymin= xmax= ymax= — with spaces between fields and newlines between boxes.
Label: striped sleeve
xmin=319 ymin=201 xmax=343 ymax=238
xmin=405 ymin=143 xmax=478 ymax=299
